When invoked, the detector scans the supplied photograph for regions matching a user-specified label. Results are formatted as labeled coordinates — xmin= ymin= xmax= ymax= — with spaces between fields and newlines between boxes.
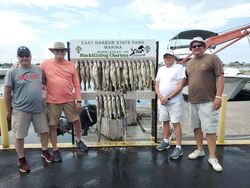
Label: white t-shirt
xmin=155 ymin=63 xmax=185 ymax=104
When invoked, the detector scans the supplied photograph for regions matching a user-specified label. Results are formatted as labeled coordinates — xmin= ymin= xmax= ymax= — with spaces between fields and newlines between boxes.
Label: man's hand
xmin=6 ymin=108 xmax=12 ymax=120
xmin=213 ymin=98 xmax=222 ymax=110
xmin=159 ymin=96 xmax=169 ymax=105
xmin=75 ymin=102 xmax=81 ymax=112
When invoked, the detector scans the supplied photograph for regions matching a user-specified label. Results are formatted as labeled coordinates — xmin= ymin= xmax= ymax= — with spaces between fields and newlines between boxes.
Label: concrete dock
xmin=0 ymin=97 xmax=250 ymax=188
xmin=0 ymin=146 xmax=250 ymax=188
xmin=1 ymin=100 xmax=250 ymax=147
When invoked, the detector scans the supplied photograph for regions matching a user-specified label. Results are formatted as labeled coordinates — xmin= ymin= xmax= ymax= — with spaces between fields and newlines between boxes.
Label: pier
xmin=0 ymin=94 xmax=250 ymax=187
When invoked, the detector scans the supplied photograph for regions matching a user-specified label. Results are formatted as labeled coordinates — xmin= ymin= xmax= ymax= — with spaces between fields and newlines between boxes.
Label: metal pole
xmin=70 ymin=122 xmax=75 ymax=145
xmin=67 ymin=41 xmax=75 ymax=145
xmin=67 ymin=41 xmax=71 ymax=61
xmin=0 ymin=96 xmax=10 ymax=148
xmin=218 ymin=94 xmax=228 ymax=143
xmin=151 ymin=41 xmax=159 ymax=143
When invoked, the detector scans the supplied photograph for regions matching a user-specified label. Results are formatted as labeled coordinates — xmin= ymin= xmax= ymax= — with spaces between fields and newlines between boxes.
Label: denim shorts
xmin=189 ymin=102 xmax=218 ymax=134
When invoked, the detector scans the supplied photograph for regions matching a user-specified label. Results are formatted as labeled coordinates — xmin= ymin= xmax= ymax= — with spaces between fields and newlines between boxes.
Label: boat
xmin=167 ymin=25 xmax=250 ymax=100
xmin=0 ymin=68 xmax=8 ymax=77
xmin=223 ymin=67 xmax=250 ymax=100
xmin=168 ymin=29 xmax=218 ymax=61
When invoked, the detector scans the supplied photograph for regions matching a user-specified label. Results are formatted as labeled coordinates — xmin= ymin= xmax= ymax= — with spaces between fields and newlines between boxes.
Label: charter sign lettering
xmin=69 ymin=40 xmax=156 ymax=59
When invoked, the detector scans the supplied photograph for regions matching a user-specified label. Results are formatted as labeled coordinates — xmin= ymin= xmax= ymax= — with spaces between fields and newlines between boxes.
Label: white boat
xmin=0 ymin=68 xmax=8 ymax=77
xmin=182 ymin=76 xmax=250 ymax=100
xmin=223 ymin=68 xmax=250 ymax=100
xmin=182 ymin=67 xmax=250 ymax=100
xmin=168 ymin=29 xmax=250 ymax=100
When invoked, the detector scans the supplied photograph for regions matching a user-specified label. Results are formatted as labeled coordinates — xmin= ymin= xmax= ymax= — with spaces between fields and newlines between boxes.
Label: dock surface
xmin=0 ymin=146 xmax=250 ymax=188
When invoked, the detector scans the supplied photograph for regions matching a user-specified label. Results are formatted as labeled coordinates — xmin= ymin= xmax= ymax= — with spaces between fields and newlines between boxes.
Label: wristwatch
xmin=76 ymin=101 xmax=82 ymax=103
xmin=168 ymin=97 xmax=171 ymax=101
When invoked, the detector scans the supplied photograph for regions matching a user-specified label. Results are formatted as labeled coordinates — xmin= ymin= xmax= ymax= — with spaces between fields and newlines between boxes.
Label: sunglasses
xmin=192 ymin=44 xmax=203 ymax=49
xmin=53 ymin=49 xmax=66 ymax=52
xmin=164 ymin=56 xmax=174 ymax=59
xmin=19 ymin=54 xmax=30 ymax=58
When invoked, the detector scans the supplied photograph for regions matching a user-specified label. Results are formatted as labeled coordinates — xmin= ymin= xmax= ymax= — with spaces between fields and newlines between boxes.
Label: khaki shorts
xmin=11 ymin=109 xmax=49 ymax=139
xmin=158 ymin=102 xmax=184 ymax=123
xmin=189 ymin=102 xmax=218 ymax=134
xmin=47 ymin=102 xmax=80 ymax=126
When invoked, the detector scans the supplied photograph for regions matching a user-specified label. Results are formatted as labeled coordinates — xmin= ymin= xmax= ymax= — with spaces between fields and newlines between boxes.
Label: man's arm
xmin=183 ymin=78 xmax=188 ymax=87
xmin=168 ymin=79 xmax=184 ymax=99
xmin=4 ymin=86 xmax=12 ymax=119
xmin=72 ymin=67 xmax=82 ymax=112
xmin=155 ymin=81 xmax=167 ymax=104
xmin=214 ymin=74 xmax=224 ymax=110
xmin=183 ymin=68 xmax=188 ymax=87
xmin=216 ymin=74 xmax=224 ymax=97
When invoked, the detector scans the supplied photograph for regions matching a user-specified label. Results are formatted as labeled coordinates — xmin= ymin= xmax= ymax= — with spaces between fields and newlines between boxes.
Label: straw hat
xmin=49 ymin=42 xmax=69 ymax=51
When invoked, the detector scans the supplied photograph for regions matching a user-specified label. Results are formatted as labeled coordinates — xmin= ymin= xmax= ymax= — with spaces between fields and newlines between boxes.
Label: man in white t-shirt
xmin=155 ymin=50 xmax=185 ymax=159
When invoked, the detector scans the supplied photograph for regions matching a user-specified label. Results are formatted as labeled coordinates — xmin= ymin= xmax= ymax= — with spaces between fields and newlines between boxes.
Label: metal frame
xmin=67 ymin=40 xmax=159 ymax=144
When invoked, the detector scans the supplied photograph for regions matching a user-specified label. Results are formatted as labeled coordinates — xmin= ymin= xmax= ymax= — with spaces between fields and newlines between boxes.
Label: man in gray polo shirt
xmin=4 ymin=46 xmax=54 ymax=173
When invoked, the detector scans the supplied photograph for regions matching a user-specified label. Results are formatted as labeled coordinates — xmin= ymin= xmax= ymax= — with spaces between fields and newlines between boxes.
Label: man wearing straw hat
xmin=40 ymin=42 xmax=88 ymax=162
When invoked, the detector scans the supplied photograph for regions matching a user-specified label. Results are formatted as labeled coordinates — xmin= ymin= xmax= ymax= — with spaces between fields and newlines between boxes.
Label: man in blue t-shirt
xmin=4 ymin=46 xmax=54 ymax=173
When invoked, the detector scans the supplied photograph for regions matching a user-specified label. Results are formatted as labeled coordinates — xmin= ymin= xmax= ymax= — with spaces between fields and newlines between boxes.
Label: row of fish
xmin=76 ymin=59 xmax=156 ymax=91
xmin=96 ymin=94 xmax=127 ymax=120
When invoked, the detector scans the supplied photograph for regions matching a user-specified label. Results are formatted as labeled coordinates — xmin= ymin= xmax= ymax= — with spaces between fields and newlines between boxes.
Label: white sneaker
xmin=208 ymin=158 xmax=223 ymax=172
xmin=188 ymin=150 xmax=205 ymax=159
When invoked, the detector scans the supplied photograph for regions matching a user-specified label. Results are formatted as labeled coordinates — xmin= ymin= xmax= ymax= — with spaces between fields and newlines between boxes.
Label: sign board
xmin=69 ymin=39 xmax=156 ymax=59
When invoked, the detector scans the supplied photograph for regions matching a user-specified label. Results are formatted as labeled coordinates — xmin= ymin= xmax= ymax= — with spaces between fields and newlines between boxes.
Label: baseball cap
xmin=17 ymin=46 xmax=31 ymax=57
xmin=163 ymin=49 xmax=175 ymax=57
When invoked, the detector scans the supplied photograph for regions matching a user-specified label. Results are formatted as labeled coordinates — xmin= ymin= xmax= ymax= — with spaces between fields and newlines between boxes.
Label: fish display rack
xmin=76 ymin=58 xmax=156 ymax=92
xmin=75 ymin=58 xmax=158 ymax=141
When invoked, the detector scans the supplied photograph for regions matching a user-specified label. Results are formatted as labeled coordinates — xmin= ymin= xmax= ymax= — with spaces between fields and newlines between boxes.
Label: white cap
xmin=163 ymin=49 xmax=175 ymax=57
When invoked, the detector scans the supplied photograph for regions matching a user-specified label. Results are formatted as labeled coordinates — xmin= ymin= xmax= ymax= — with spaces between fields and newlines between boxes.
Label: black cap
xmin=17 ymin=46 xmax=31 ymax=57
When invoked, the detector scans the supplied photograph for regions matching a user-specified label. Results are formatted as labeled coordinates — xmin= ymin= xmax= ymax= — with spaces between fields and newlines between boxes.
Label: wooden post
xmin=218 ymin=94 xmax=228 ymax=143
xmin=0 ymin=96 xmax=10 ymax=148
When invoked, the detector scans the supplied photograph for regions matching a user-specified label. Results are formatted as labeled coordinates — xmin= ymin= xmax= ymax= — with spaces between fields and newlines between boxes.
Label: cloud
xmin=0 ymin=10 xmax=43 ymax=43
xmin=0 ymin=10 xmax=46 ymax=61
xmin=50 ymin=11 xmax=82 ymax=29
xmin=78 ymin=5 xmax=140 ymax=23
xmin=129 ymin=0 xmax=250 ymax=30
xmin=0 ymin=0 xmax=100 ymax=9
xmin=48 ymin=5 xmax=142 ymax=30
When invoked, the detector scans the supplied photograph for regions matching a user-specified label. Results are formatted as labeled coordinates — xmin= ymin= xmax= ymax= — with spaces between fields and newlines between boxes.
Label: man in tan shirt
xmin=185 ymin=37 xmax=224 ymax=172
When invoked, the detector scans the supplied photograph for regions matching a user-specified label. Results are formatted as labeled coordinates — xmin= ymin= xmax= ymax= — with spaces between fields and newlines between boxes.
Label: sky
xmin=0 ymin=0 xmax=250 ymax=64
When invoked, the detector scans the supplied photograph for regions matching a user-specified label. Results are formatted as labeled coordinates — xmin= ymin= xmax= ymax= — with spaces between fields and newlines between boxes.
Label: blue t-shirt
xmin=4 ymin=65 xmax=45 ymax=113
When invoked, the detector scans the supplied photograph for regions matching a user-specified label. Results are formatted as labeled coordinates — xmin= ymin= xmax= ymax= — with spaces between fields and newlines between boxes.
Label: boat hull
xmin=182 ymin=76 xmax=250 ymax=100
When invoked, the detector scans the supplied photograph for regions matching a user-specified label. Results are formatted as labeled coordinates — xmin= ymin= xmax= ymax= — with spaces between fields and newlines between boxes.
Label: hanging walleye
xmin=110 ymin=60 xmax=117 ymax=91
xmin=80 ymin=61 xmax=87 ymax=91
